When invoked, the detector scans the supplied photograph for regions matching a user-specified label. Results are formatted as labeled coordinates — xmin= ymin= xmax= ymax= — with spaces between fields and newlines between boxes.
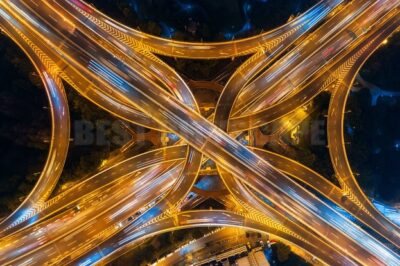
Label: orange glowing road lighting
xmin=0 ymin=1 xmax=400 ymax=265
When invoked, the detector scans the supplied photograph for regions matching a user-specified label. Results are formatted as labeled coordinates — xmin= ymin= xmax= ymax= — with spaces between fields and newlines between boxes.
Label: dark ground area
xmin=361 ymin=33 xmax=400 ymax=90
xmin=0 ymin=35 xmax=50 ymax=216
xmin=0 ymin=34 xmax=126 ymax=216
xmin=90 ymin=0 xmax=318 ymax=41
xmin=346 ymin=33 xmax=400 ymax=203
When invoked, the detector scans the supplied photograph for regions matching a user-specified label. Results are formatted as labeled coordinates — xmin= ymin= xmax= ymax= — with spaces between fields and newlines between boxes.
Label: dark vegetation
xmin=0 ymin=34 xmax=126 ymax=215
xmin=0 ymin=35 xmax=50 ymax=216
xmin=361 ymin=33 xmax=400 ymax=90
xmin=345 ymin=32 xmax=400 ymax=203
xmin=90 ymin=0 xmax=318 ymax=41
xmin=271 ymin=242 xmax=312 ymax=266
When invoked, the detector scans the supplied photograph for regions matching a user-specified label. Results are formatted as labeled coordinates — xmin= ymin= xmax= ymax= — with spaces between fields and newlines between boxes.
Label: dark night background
xmin=0 ymin=0 xmax=398 ymax=265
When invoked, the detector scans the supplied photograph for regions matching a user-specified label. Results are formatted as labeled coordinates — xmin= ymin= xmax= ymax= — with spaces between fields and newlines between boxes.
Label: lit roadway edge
xmin=0 ymin=20 xmax=70 ymax=233
xmin=0 ymin=0 xmax=399 ymax=265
